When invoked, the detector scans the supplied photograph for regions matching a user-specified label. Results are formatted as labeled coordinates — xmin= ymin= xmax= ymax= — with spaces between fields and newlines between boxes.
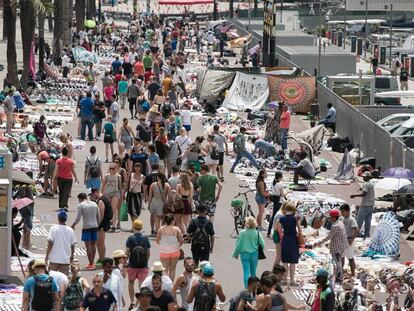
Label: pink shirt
xmin=103 ymin=86 xmax=114 ymax=101
xmin=280 ymin=111 xmax=291 ymax=129
xmin=56 ymin=157 xmax=75 ymax=179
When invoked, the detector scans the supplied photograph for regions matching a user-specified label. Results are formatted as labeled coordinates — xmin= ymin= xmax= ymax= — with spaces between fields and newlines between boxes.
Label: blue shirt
xmin=254 ymin=139 xmax=275 ymax=154
xmin=80 ymin=97 xmax=95 ymax=117
xmin=126 ymin=232 xmax=151 ymax=268
xmin=13 ymin=92 xmax=25 ymax=109
xmin=148 ymin=153 xmax=160 ymax=167
xmin=171 ymin=39 xmax=177 ymax=51
xmin=112 ymin=60 xmax=122 ymax=74
xmin=326 ymin=107 xmax=336 ymax=123
xmin=23 ymin=274 xmax=60 ymax=298
xmin=82 ymin=288 xmax=116 ymax=311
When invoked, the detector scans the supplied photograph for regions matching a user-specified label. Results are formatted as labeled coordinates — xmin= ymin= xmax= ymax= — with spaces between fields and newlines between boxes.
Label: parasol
xmin=383 ymin=167 xmax=414 ymax=179
xmin=368 ymin=212 xmax=400 ymax=256
xmin=72 ymin=47 xmax=98 ymax=64
xmin=13 ymin=198 xmax=34 ymax=210
xmin=374 ymin=177 xmax=412 ymax=197
xmin=394 ymin=184 xmax=414 ymax=195
xmin=84 ymin=20 xmax=96 ymax=28
xmin=268 ymin=101 xmax=278 ymax=110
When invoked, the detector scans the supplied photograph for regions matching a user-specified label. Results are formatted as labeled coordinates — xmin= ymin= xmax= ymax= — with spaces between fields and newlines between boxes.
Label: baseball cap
xmin=203 ymin=264 xmax=214 ymax=276
xmin=135 ymin=287 xmax=153 ymax=298
xmin=32 ymin=259 xmax=47 ymax=269
xmin=329 ymin=209 xmax=341 ymax=218
xmin=132 ymin=219 xmax=143 ymax=231
xmin=362 ymin=171 xmax=372 ymax=178
xmin=314 ymin=268 xmax=329 ymax=278
xmin=57 ymin=210 xmax=67 ymax=221
xmin=195 ymin=260 xmax=210 ymax=272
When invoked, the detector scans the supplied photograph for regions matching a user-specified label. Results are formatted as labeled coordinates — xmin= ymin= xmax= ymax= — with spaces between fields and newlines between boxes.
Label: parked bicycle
xmin=230 ymin=185 xmax=255 ymax=235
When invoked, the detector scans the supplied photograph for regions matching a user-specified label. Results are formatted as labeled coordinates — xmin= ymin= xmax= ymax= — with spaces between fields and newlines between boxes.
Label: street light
xmin=318 ymin=1 xmax=322 ymax=76
xmin=343 ymin=0 xmax=347 ymax=49
xmin=385 ymin=4 xmax=393 ymax=69
xmin=360 ymin=0 xmax=368 ymax=58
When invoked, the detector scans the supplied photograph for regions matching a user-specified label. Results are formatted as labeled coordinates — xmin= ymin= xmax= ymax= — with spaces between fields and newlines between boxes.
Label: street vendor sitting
xmin=251 ymin=137 xmax=277 ymax=158
xmin=288 ymin=151 xmax=315 ymax=185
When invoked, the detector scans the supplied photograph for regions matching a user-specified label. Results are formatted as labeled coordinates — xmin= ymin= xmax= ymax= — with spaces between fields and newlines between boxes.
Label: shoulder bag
xmin=157 ymin=183 xmax=172 ymax=214
xmin=257 ymin=230 xmax=266 ymax=260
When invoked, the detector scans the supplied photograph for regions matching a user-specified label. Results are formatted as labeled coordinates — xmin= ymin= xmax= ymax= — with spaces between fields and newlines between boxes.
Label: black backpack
xmin=138 ymin=124 xmax=151 ymax=142
xmin=191 ymin=219 xmax=210 ymax=251
xmin=129 ymin=238 xmax=148 ymax=268
xmin=63 ymin=277 xmax=83 ymax=310
xmin=210 ymin=145 xmax=220 ymax=160
xmin=87 ymin=156 xmax=100 ymax=178
xmin=194 ymin=280 xmax=216 ymax=311
xmin=31 ymin=276 xmax=54 ymax=311
xmin=161 ymin=103 xmax=172 ymax=119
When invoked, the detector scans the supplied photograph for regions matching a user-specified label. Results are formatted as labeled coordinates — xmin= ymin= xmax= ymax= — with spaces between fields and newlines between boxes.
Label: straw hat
xmin=32 ymin=259 xmax=47 ymax=269
xmin=151 ymin=261 xmax=165 ymax=272
xmin=112 ymin=250 xmax=127 ymax=259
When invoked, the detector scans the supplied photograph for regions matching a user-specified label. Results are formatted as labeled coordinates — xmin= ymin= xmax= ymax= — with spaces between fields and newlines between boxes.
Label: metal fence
xmin=317 ymin=82 xmax=414 ymax=170
xmin=357 ymin=106 xmax=414 ymax=122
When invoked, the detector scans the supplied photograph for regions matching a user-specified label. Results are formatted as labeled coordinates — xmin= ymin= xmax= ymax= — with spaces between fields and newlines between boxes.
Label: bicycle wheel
xmin=247 ymin=205 xmax=255 ymax=218
xmin=234 ymin=215 xmax=245 ymax=235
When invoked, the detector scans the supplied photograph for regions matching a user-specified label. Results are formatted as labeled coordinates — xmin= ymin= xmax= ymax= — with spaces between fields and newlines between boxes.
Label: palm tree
xmin=75 ymin=0 xmax=86 ymax=33
xmin=62 ymin=0 xmax=73 ymax=48
xmin=86 ymin=0 xmax=95 ymax=19
xmin=52 ymin=0 xmax=63 ymax=64
xmin=38 ymin=11 xmax=45 ymax=72
xmin=4 ymin=0 xmax=18 ymax=86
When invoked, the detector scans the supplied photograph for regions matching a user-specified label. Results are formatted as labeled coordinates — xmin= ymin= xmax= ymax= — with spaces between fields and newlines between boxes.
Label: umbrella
xmin=268 ymin=101 xmax=278 ymax=109
xmin=374 ymin=177 xmax=412 ymax=197
xmin=12 ymin=169 xmax=34 ymax=184
xmin=383 ymin=167 xmax=414 ymax=179
xmin=394 ymin=184 xmax=414 ymax=195
xmin=368 ymin=212 xmax=400 ymax=256
xmin=13 ymin=198 xmax=34 ymax=210
xmin=72 ymin=47 xmax=98 ymax=64
xmin=84 ymin=20 xmax=96 ymax=28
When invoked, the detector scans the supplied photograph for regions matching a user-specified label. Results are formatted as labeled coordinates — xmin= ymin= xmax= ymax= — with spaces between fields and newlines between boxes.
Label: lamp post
xmin=385 ymin=4 xmax=393 ymax=68
xmin=343 ymin=0 xmax=347 ymax=49
xmin=360 ymin=0 xmax=368 ymax=58
xmin=318 ymin=1 xmax=322 ymax=76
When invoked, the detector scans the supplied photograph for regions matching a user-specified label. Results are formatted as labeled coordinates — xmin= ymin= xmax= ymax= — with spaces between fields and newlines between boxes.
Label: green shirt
xmin=232 ymin=228 xmax=265 ymax=257
xmin=143 ymin=55 xmax=153 ymax=70
xmin=118 ymin=81 xmax=128 ymax=94
xmin=198 ymin=174 xmax=218 ymax=202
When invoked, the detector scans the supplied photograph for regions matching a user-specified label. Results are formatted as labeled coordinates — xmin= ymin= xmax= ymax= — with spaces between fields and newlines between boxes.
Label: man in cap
xmin=71 ymin=193 xmax=100 ymax=270
xmin=125 ymin=219 xmax=151 ymax=309
xmin=141 ymin=262 xmax=173 ymax=293
xmin=230 ymin=127 xmax=260 ymax=173
xmin=315 ymin=209 xmax=348 ymax=283
xmin=311 ymin=269 xmax=334 ymax=311
xmin=22 ymin=259 xmax=60 ymax=311
xmin=350 ymin=171 xmax=375 ymax=238
xmin=135 ymin=287 xmax=153 ymax=311
xmin=150 ymin=274 xmax=176 ymax=311
xmin=187 ymin=264 xmax=226 ymax=311
xmin=45 ymin=210 xmax=77 ymax=275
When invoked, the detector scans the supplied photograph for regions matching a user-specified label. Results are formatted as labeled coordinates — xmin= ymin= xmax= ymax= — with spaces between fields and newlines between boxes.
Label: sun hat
xmin=314 ymin=268 xmax=329 ymax=278
xmin=112 ymin=250 xmax=127 ymax=259
xmin=132 ymin=219 xmax=143 ymax=231
xmin=203 ymin=263 xmax=214 ymax=276
xmin=32 ymin=259 xmax=47 ymax=269
xmin=151 ymin=261 xmax=165 ymax=272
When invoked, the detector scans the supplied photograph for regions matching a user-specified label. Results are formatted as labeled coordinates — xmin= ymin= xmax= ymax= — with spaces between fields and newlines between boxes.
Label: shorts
xmin=202 ymin=200 xmax=216 ymax=216
xmin=103 ymin=134 xmax=114 ymax=144
xmin=344 ymin=243 xmax=354 ymax=259
xmin=99 ymin=220 xmax=111 ymax=232
xmin=105 ymin=191 xmax=121 ymax=199
xmin=81 ymin=228 xmax=98 ymax=242
xmin=44 ymin=161 xmax=55 ymax=180
xmin=86 ymin=177 xmax=101 ymax=190
xmin=218 ymin=152 xmax=224 ymax=166
xmin=273 ymin=231 xmax=280 ymax=244
xmin=255 ymin=193 xmax=267 ymax=205
xmin=183 ymin=124 xmax=191 ymax=132
xmin=127 ymin=267 xmax=149 ymax=282
xmin=160 ymin=250 xmax=181 ymax=260
xmin=104 ymin=100 xmax=112 ymax=108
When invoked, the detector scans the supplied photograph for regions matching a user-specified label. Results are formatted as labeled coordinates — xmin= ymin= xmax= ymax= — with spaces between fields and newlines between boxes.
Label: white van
xmin=390 ymin=118 xmax=414 ymax=138
xmin=377 ymin=113 xmax=414 ymax=131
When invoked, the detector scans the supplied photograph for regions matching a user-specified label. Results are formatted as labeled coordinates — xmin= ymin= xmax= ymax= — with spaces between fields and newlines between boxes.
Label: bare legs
xmin=257 ymin=203 xmax=266 ymax=228
xmin=161 ymin=257 xmax=179 ymax=281
xmin=282 ymin=263 xmax=296 ymax=285
xmin=84 ymin=241 xmax=97 ymax=266
xmin=97 ymin=230 xmax=106 ymax=260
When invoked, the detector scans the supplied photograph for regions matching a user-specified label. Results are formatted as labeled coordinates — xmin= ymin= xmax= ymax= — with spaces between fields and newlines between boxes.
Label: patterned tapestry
xmin=268 ymin=76 xmax=316 ymax=113
xmin=198 ymin=70 xmax=235 ymax=103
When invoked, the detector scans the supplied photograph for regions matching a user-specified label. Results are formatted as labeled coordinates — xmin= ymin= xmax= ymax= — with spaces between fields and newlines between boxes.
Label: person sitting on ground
xmin=288 ymin=151 xmax=315 ymax=185
xmin=251 ymin=137 xmax=277 ymax=159
xmin=318 ymin=103 xmax=336 ymax=132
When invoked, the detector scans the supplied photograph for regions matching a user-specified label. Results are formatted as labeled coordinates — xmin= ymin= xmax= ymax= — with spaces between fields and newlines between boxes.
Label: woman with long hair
xmin=156 ymin=214 xmax=184 ymax=281
xmin=101 ymin=163 xmax=123 ymax=232
xmin=103 ymin=115 xmax=116 ymax=162
xmin=113 ymin=156 xmax=128 ymax=230
xmin=174 ymin=173 xmax=194 ymax=234
xmin=204 ymin=134 xmax=219 ymax=175
xmin=155 ymin=127 xmax=169 ymax=168
xmin=118 ymin=118 xmax=134 ymax=151
xmin=267 ymin=171 xmax=287 ymax=238
xmin=148 ymin=173 xmax=172 ymax=232
xmin=255 ymin=169 xmax=270 ymax=231
xmin=126 ymin=163 xmax=145 ymax=221
xmin=276 ymin=202 xmax=301 ymax=285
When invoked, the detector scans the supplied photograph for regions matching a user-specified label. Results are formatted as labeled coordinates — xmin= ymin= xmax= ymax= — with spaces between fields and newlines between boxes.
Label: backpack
xmin=138 ymin=124 xmax=151 ymax=142
xmin=129 ymin=237 xmax=148 ymax=268
xmin=233 ymin=134 xmax=243 ymax=154
xmin=63 ymin=277 xmax=83 ymax=309
xmin=191 ymin=219 xmax=210 ymax=251
xmin=161 ymin=103 xmax=172 ymax=119
xmin=31 ymin=276 xmax=54 ymax=311
xmin=87 ymin=156 xmax=100 ymax=178
xmin=210 ymin=144 xmax=220 ymax=160
xmin=194 ymin=280 xmax=216 ymax=311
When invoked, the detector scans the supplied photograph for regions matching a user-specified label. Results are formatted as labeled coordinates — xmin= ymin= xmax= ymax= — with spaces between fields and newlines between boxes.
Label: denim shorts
xmin=255 ymin=193 xmax=267 ymax=205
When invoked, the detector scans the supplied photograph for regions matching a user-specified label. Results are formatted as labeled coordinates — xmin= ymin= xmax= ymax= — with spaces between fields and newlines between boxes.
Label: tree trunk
xmin=3 ymin=8 xmax=7 ymax=40
xmin=20 ymin=0 xmax=36 ymax=88
xmin=62 ymin=0 xmax=73 ymax=47
xmin=4 ymin=0 xmax=18 ymax=86
xmin=53 ymin=0 xmax=64 ymax=64
xmin=38 ymin=11 xmax=45 ymax=72
xmin=75 ymin=0 xmax=86 ymax=33
xmin=229 ymin=0 xmax=234 ymax=18
xmin=47 ymin=12 xmax=53 ymax=32
xmin=86 ymin=0 xmax=95 ymax=19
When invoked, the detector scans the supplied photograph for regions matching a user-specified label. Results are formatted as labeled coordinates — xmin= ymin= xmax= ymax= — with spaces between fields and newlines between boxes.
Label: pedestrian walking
xmin=311 ymin=269 xmax=335 ymax=311
xmin=197 ymin=164 xmax=222 ymax=223
xmin=63 ymin=260 xmax=90 ymax=311
xmin=79 ymin=92 xmax=95 ymax=141
xmin=3 ymin=89 xmax=15 ymax=132
xmin=255 ymin=169 xmax=270 ymax=231
xmin=128 ymin=79 xmax=140 ymax=119
xmin=100 ymin=257 xmax=123 ymax=309
xmin=174 ymin=172 xmax=194 ymax=234
xmin=156 ymin=214 xmax=184 ymax=281
xmin=92 ymin=93 xmax=106 ymax=140
xmin=267 ymin=171 xmax=287 ymax=239
xmin=149 ymin=274 xmax=177 ymax=311
xmin=101 ymin=163 xmax=123 ymax=232
xmin=118 ymin=118 xmax=135 ymax=151
xmin=350 ymin=171 xmax=375 ymax=238
xmin=171 ymin=257 xmax=195 ymax=311
xmin=71 ymin=193 xmax=100 ymax=270
xmin=126 ymin=163 xmax=145 ymax=221
xmin=84 ymin=145 xmax=103 ymax=190
xmin=53 ymin=147 xmax=78 ymax=211
xmin=126 ymin=219 xmax=151 ymax=309
xmin=141 ymin=262 xmax=173 ymax=293
xmin=45 ymin=210 xmax=76 ymax=276
xmin=103 ymin=115 xmax=116 ymax=162
xmin=339 ymin=204 xmax=359 ymax=276
xmin=232 ymin=217 xmax=265 ymax=288
xmin=230 ymin=127 xmax=260 ymax=172
xmin=148 ymin=173 xmax=172 ymax=232
xmin=187 ymin=204 xmax=215 ymax=266
xmin=81 ymin=274 xmax=118 ymax=311
xmin=212 ymin=125 xmax=228 ymax=182
xmin=400 ymin=67 xmax=409 ymax=91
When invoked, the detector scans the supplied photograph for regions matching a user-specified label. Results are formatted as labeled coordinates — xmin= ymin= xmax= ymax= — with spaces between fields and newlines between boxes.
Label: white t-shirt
xmin=100 ymin=271 xmax=123 ymax=305
xmin=141 ymin=274 xmax=173 ymax=293
xmin=180 ymin=110 xmax=191 ymax=126
xmin=62 ymin=55 xmax=70 ymax=68
xmin=175 ymin=135 xmax=192 ymax=153
xmin=271 ymin=183 xmax=286 ymax=203
xmin=175 ymin=68 xmax=186 ymax=83
xmin=110 ymin=101 xmax=120 ymax=123
xmin=47 ymin=224 xmax=77 ymax=264
xmin=49 ymin=270 xmax=69 ymax=291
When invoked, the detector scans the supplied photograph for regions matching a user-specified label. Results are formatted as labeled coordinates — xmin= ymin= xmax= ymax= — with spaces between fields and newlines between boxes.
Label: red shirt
xmin=311 ymin=287 xmax=321 ymax=311
xmin=134 ymin=61 xmax=144 ymax=76
xmin=104 ymin=86 xmax=114 ymax=101
xmin=56 ymin=157 xmax=75 ymax=179
xmin=280 ymin=110 xmax=291 ymax=129
xmin=144 ymin=71 xmax=154 ymax=84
